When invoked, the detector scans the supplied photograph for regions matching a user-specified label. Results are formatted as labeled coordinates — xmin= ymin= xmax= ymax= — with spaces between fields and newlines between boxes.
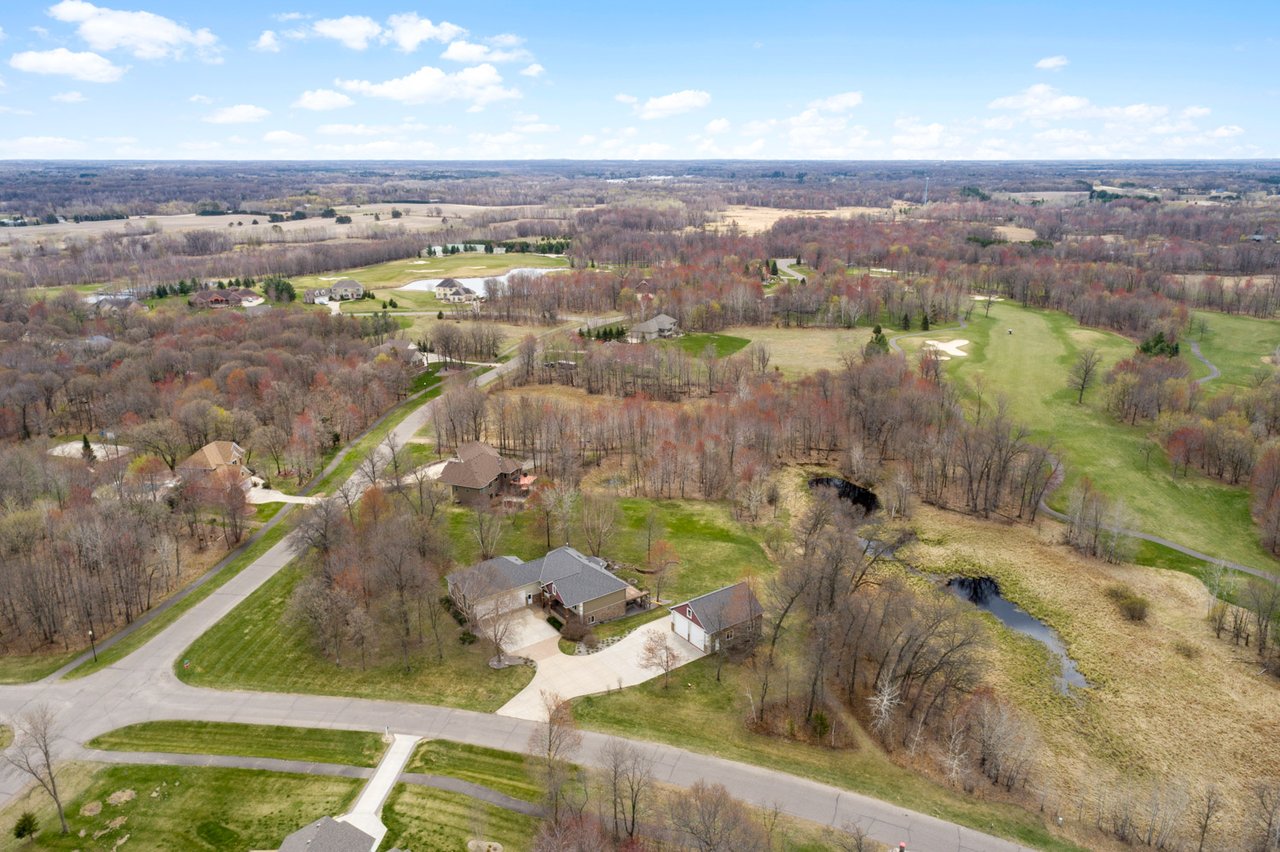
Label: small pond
xmin=947 ymin=576 xmax=1088 ymax=695
xmin=808 ymin=476 xmax=880 ymax=515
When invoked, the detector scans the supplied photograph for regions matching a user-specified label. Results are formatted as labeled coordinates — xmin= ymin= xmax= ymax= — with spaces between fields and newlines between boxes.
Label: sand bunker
xmin=922 ymin=339 xmax=971 ymax=360
xmin=970 ymin=295 xmax=1005 ymax=302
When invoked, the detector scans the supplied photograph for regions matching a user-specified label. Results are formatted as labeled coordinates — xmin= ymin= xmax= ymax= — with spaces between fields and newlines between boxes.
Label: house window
xmin=589 ymin=614 xmax=596 ymax=624
xmin=725 ymin=630 xmax=734 ymax=641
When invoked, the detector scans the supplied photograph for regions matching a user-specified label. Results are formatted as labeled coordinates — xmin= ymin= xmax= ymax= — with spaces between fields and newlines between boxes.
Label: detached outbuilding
xmin=670 ymin=582 xmax=762 ymax=653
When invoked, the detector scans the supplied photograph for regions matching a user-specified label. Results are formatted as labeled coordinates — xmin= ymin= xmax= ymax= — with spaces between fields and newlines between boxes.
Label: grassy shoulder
xmin=0 ymin=724 xmax=10 ymax=750
xmin=176 ymin=559 xmax=532 ymax=711
xmin=65 ymin=520 xmax=292 ymax=679
xmin=88 ymin=721 xmax=386 ymax=768
xmin=928 ymin=300 xmax=1280 ymax=573
xmin=0 ymin=763 xmax=360 ymax=851
xmin=0 ymin=649 xmax=82 ymax=685
xmin=572 ymin=656 xmax=1079 ymax=852
xmin=406 ymin=740 xmax=542 ymax=803
xmin=380 ymin=785 xmax=537 ymax=852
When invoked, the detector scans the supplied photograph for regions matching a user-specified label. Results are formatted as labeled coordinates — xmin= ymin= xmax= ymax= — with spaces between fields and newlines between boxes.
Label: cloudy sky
xmin=0 ymin=1 xmax=1275 ymax=160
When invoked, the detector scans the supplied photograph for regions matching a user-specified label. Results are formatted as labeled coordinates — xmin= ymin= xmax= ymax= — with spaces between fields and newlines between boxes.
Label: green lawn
xmin=573 ymin=657 xmax=1080 ymax=852
xmin=672 ymin=332 xmax=751 ymax=358
xmin=0 ymin=648 xmax=81 ymax=684
xmin=0 ymin=764 xmax=360 ymax=852
xmin=176 ymin=559 xmax=532 ymax=711
xmin=445 ymin=497 xmax=774 ymax=602
xmin=0 ymin=725 xmax=10 ymax=750
xmin=254 ymin=502 xmax=285 ymax=523
xmin=406 ymin=740 xmax=542 ymax=803
xmin=88 ymin=722 xmax=386 ymax=768
xmin=914 ymin=301 xmax=1280 ymax=574
xmin=379 ymin=785 xmax=537 ymax=852
xmin=66 ymin=521 xmax=293 ymax=679
xmin=1190 ymin=310 xmax=1280 ymax=387
xmin=293 ymin=253 xmax=568 ymax=294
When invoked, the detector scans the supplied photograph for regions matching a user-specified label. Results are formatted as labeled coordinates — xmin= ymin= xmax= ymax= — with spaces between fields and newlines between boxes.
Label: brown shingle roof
xmin=439 ymin=443 xmax=521 ymax=489
xmin=178 ymin=440 xmax=245 ymax=473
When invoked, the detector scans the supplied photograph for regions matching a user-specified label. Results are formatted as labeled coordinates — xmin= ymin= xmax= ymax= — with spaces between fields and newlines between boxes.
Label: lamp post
xmin=89 ymin=628 xmax=97 ymax=663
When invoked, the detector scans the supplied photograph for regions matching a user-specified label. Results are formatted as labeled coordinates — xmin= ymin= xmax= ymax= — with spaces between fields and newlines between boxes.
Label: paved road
xmin=0 ymin=319 xmax=1033 ymax=851
xmin=1188 ymin=340 xmax=1221 ymax=385
xmin=774 ymin=257 xmax=803 ymax=281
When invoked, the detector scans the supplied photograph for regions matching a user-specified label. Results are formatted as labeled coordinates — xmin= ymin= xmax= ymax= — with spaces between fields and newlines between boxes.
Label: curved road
xmin=0 ymin=334 xmax=1031 ymax=851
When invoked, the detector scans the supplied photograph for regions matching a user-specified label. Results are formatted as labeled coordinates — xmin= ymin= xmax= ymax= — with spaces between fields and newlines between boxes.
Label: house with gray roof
xmin=278 ymin=816 xmax=379 ymax=852
xmin=448 ymin=545 xmax=646 ymax=625
xmin=627 ymin=313 xmax=679 ymax=343
xmin=670 ymin=582 xmax=762 ymax=653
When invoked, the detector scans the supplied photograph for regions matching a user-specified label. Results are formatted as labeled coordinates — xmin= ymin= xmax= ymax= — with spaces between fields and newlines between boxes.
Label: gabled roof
xmin=279 ymin=816 xmax=376 ymax=852
xmin=448 ymin=546 xmax=627 ymax=608
xmin=446 ymin=556 xmax=532 ymax=598
xmin=675 ymin=582 xmax=762 ymax=632
xmin=438 ymin=443 xmax=522 ymax=490
xmin=177 ymin=440 xmax=245 ymax=473
xmin=630 ymin=313 xmax=678 ymax=335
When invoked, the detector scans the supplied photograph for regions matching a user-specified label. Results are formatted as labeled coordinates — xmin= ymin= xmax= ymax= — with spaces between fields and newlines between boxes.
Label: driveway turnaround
xmin=497 ymin=622 xmax=703 ymax=721
xmin=500 ymin=607 xmax=561 ymax=654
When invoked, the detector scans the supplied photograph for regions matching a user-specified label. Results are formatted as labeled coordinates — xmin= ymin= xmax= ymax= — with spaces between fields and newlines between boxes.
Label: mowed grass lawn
xmin=406 ymin=740 xmax=543 ymax=802
xmin=1191 ymin=309 xmax=1280 ymax=387
xmin=381 ymin=785 xmax=538 ymax=852
xmin=0 ymin=648 xmax=81 ymax=684
xmin=722 ymin=325 xmax=874 ymax=377
xmin=446 ymin=497 xmax=775 ymax=602
xmin=293 ymin=252 xmax=568 ymax=293
xmin=0 ymin=764 xmax=359 ymax=852
xmin=672 ymin=332 xmax=751 ymax=358
xmin=88 ymin=721 xmax=385 ymax=767
xmin=176 ymin=559 xmax=533 ymax=711
xmin=923 ymin=301 xmax=1280 ymax=573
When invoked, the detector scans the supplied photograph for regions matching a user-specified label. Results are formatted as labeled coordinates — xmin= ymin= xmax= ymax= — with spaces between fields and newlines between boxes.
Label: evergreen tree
xmin=902 ymin=311 xmax=912 ymax=330
xmin=769 ymin=259 xmax=779 ymax=276
xmin=921 ymin=313 xmax=930 ymax=331
xmin=81 ymin=435 xmax=96 ymax=464
xmin=13 ymin=811 xmax=38 ymax=839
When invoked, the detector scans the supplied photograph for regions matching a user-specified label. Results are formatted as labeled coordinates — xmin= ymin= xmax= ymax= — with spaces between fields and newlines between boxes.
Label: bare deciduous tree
xmin=529 ymin=691 xmax=583 ymax=825
xmin=1193 ymin=783 xmax=1224 ymax=852
xmin=470 ymin=508 xmax=509 ymax=561
xmin=3 ymin=704 xmax=69 ymax=834
xmin=641 ymin=631 xmax=679 ymax=688
xmin=600 ymin=738 xmax=655 ymax=841
xmin=579 ymin=492 xmax=619 ymax=557
xmin=1067 ymin=347 xmax=1103 ymax=404
xmin=668 ymin=780 xmax=770 ymax=852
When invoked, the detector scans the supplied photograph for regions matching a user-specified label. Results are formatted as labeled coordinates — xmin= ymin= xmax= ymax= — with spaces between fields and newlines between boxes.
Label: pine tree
xmin=902 ymin=311 xmax=912 ymax=330
xmin=921 ymin=313 xmax=930 ymax=331
xmin=81 ymin=435 xmax=96 ymax=464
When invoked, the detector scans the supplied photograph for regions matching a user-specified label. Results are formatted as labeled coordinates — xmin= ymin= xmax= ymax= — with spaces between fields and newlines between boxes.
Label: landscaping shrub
xmin=583 ymin=631 xmax=599 ymax=649
xmin=546 ymin=616 xmax=563 ymax=631
xmin=13 ymin=811 xmax=37 ymax=839
xmin=1105 ymin=585 xmax=1150 ymax=622
xmin=561 ymin=621 xmax=590 ymax=642
xmin=442 ymin=596 xmax=467 ymax=626
xmin=458 ymin=631 xmax=477 ymax=645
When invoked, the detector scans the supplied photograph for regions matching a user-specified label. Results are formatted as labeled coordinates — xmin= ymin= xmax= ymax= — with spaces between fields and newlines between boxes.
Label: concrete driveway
xmin=500 ymin=607 xmax=561 ymax=654
xmin=497 ymin=620 xmax=703 ymax=721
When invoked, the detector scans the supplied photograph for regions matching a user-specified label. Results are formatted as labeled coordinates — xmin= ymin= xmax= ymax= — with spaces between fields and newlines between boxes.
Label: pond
xmin=808 ymin=476 xmax=880 ymax=515
xmin=946 ymin=576 xmax=1088 ymax=695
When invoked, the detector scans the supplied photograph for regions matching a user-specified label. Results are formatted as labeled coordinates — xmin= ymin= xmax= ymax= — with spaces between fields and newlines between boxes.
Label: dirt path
xmin=1188 ymin=340 xmax=1221 ymax=385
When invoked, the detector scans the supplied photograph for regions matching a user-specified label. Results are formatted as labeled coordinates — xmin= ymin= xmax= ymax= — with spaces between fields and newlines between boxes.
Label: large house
xmin=278 ymin=816 xmax=381 ymax=852
xmin=436 ymin=442 xmax=526 ymax=506
xmin=670 ymin=582 xmax=762 ymax=653
xmin=188 ymin=288 xmax=262 ymax=309
xmin=176 ymin=440 xmax=252 ymax=492
xmin=304 ymin=278 xmax=365 ymax=304
xmin=434 ymin=278 xmax=482 ymax=303
xmin=627 ymin=313 xmax=679 ymax=343
xmin=448 ymin=545 xmax=647 ymax=625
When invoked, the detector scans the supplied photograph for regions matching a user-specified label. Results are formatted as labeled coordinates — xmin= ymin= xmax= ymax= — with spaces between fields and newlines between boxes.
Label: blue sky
xmin=0 ymin=1 xmax=1275 ymax=160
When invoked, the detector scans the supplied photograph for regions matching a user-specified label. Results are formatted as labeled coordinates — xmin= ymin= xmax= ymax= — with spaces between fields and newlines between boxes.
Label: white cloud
xmin=1035 ymin=55 xmax=1069 ymax=71
xmin=292 ymin=88 xmax=353 ymax=110
xmin=203 ymin=103 xmax=269 ymax=124
xmin=809 ymin=91 xmax=862 ymax=112
xmin=273 ymin=12 xmax=306 ymax=22
xmin=47 ymin=0 xmax=220 ymax=61
xmin=519 ymin=63 xmax=544 ymax=78
xmin=52 ymin=90 xmax=85 ymax=102
xmin=1211 ymin=124 xmax=1244 ymax=138
xmin=637 ymin=89 xmax=711 ymax=120
xmin=890 ymin=117 xmax=955 ymax=156
xmin=312 ymin=15 xmax=381 ymax=50
xmin=705 ymin=118 xmax=730 ymax=135
xmin=336 ymin=63 xmax=518 ymax=108
xmin=318 ymin=123 xmax=389 ymax=136
xmin=0 ymin=135 xmax=85 ymax=156
xmin=383 ymin=13 xmax=464 ymax=52
xmin=441 ymin=37 xmax=530 ymax=64
xmin=614 ymin=93 xmax=637 ymax=105
xmin=254 ymin=30 xmax=280 ymax=52
xmin=989 ymin=84 xmax=1090 ymax=117
xmin=514 ymin=119 xmax=558 ymax=133
xmin=188 ymin=93 xmax=211 ymax=103
xmin=264 ymin=129 xmax=306 ymax=144
xmin=1183 ymin=105 xmax=1211 ymax=118
xmin=10 ymin=48 xmax=124 ymax=82
xmin=93 ymin=134 xmax=135 ymax=143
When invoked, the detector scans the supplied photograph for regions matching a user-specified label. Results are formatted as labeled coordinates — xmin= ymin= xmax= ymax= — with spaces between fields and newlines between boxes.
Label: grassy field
xmin=671 ymin=332 xmax=751 ymax=358
xmin=406 ymin=740 xmax=543 ymax=802
xmin=66 ymin=521 xmax=292 ymax=679
xmin=292 ymin=252 xmax=568 ymax=294
xmin=0 ymin=648 xmax=81 ymax=684
xmin=254 ymin=502 xmax=285 ymax=522
xmin=912 ymin=301 xmax=1280 ymax=574
xmin=0 ymin=725 xmax=10 ymax=750
xmin=445 ymin=497 xmax=774 ymax=603
xmin=380 ymin=785 xmax=538 ymax=852
xmin=1191 ymin=309 xmax=1280 ymax=387
xmin=88 ymin=722 xmax=386 ymax=767
xmin=722 ymin=325 xmax=873 ymax=377
xmin=0 ymin=764 xmax=360 ymax=852
xmin=176 ymin=559 xmax=532 ymax=710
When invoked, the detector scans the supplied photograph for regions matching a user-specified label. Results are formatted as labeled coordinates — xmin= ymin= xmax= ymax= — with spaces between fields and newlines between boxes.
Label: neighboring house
xmin=303 ymin=287 xmax=331 ymax=304
xmin=188 ymin=288 xmax=261 ymax=309
xmin=448 ymin=545 xmax=647 ymax=625
xmin=370 ymin=338 xmax=428 ymax=367
xmin=434 ymin=278 xmax=481 ymax=303
xmin=329 ymin=278 xmax=365 ymax=300
xmin=278 ymin=816 xmax=381 ymax=852
xmin=670 ymin=582 xmax=763 ymax=653
xmin=627 ymin=313 xmax=679 ymax=343
xmin=176 ymin=440 xmax=252 ymax=492
xmin=436 ymin=442 xmax=524 ymax=506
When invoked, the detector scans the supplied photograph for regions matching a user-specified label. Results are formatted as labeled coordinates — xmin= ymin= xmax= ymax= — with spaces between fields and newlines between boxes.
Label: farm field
xmin=0 ymin=763 xmax=360 ymax=851
xmin=710 ymin=204 xmax=893 ymax=234
xmin=902 ymin=301 xmax=1280 ymax=574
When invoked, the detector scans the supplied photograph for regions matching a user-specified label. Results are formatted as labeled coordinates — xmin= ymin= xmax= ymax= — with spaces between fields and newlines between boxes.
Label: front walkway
xmin=497 ymin=621 xmax=703 ymax=721
xmin=336 ymin=732 xmax=422 ymax=850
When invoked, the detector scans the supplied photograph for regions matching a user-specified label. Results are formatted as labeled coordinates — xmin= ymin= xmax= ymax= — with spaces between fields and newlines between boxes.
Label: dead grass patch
xmin=721 ymin=325 xmax=872 ymax=376
xmin=710 ymin=204 xmax=892 ymax=234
